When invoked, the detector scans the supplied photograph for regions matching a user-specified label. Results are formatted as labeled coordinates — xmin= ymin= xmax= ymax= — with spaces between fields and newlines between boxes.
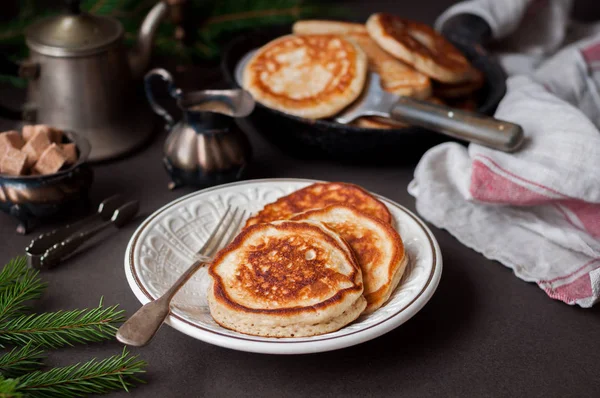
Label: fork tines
xmin=196 ymin=206 xmax=247 ymax=260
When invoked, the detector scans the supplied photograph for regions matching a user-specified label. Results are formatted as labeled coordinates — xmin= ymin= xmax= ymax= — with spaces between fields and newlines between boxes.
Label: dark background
xmin=1 ymin=1 xmax=600 ymax=397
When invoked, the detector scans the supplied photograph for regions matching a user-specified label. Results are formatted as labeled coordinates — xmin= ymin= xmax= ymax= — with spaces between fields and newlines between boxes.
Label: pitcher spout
xmin=128 ymin=1 xmax=169 ymax=80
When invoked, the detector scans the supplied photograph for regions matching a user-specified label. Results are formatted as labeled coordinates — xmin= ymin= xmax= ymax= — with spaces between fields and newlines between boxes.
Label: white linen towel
xmin=409 ymin=0 xmax=600 ymax=307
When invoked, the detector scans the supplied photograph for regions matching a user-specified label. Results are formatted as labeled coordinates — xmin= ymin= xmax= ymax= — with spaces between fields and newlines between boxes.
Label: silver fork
xmin=116 ymin=206 xmax=246 ymax=346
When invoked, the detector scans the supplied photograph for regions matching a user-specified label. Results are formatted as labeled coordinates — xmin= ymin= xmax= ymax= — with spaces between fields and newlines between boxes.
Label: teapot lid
xmin=25 ymin=1 xmax=123 ymax=57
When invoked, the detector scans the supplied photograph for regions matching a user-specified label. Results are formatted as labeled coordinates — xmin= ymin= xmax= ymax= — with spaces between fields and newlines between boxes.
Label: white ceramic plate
xmin=124 ymin=178 xmax=442 ymax=354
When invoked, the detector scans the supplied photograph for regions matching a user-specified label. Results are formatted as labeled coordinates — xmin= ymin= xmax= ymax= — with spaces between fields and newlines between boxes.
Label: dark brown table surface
xmin=2 ymin=1 xmax=600 ymax=397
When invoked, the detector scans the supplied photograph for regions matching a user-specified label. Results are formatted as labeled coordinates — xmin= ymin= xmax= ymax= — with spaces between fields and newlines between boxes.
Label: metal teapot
xmin=144 ymin=68 xmax=254 ymax=189
xmin=0 ymin=0 xmax=182 ymax=161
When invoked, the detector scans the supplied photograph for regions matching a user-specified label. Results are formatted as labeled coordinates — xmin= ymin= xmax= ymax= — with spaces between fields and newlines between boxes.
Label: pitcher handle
xmin=144 ymin=68 xmax=182 ymax=129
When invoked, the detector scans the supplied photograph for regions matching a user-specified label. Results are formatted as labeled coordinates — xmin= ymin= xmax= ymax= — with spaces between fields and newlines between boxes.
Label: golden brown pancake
xmin=208 ymin=220 xmax=366 ymax=337
xmin=293 ymin=20 xmax=431 ymax=99
xmin=348 ymin=33 xmax=431 ymax=98
xmin=242 ymin=34 xmax=367 ymax=119
xmin=433 ymin=67 xmax=484 ymax=99
xmin=366 ymin=13 xmax=476 ymax=83
xmin=292 ymin=205 xmax=407 ymax=313
xmin=245 ymin=182 xmax=392 ymax=227
xmin=355 ymin=116 xmax=407 ymax=130
xmin=292 ymin=20 xmax=368 ymax=35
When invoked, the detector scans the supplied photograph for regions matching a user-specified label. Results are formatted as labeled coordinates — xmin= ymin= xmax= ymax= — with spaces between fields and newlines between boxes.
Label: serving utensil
xmin=116 ymin=206 xmax=247 ymax=347
xmin=26 ymin=200 xmax=138 ymax=269
xmin=26 ymin=195 xmax=125 ymax=267
xmin=234 ymin=49 xmax=524 ymax=153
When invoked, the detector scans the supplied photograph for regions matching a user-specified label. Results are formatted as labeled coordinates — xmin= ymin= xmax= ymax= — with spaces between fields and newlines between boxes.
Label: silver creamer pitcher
xmin=0 ymin=0 xmax=182 ymax=161
xmin=144 ymin=68 xmax=254 ymax=189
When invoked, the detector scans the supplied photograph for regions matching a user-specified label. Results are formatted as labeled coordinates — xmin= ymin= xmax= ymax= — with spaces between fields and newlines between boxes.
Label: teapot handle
xmin=0 ymin=55 xmax=39 ymax=121
xmin=144 ymin=68 xmax=182 ymax=130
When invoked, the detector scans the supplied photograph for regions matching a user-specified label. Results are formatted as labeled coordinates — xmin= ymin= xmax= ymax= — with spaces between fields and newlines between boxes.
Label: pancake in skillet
xmin=208 ymin=220 xmax=366 ymax=337
xmin=433 ymin=68 xmax=484 ymax=99
xmin=292 ymin=20 xmax=368 ymax=35
xmin=242 ymin=34 xmax=367 ymax=119
xmin=355 ymin=116 xmax=407 ymax=129
xmin=293 ymin=20 xmax=431 ymax=99
xmin=244 ymin=182 xmax=392 ymax=227
xmin=293 ymin=205 xmax=407 ymax=313
xmin=366 ymin=13 xmax=476 ymax=83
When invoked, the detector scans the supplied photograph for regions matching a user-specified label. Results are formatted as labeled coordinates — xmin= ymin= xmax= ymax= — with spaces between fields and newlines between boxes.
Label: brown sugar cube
xmin=34 ymin=143 xmax=66 ymax=175
xmin=22 ymin=130 xmax=51 ymax=168
xmin=0 ymin=130 xmax=24 ymax=156
xmin=22 ymin=125 xmax=43 ymax=141
xmin=60 ymin=143 xmax=77 ymax=165
xmin=22 ymin=124 xmax=62 ymax=143
xmin=0 ymin=146 xmax=28 ymax=176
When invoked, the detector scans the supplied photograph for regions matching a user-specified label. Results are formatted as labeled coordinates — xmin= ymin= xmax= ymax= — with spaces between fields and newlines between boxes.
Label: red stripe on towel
xmin=561 ymin=201 xmax=600 ymax=237
xmin=541 ymin=273 xmax=593 ymax=304
xmin=471 ymin=160 xmax=552 ymax=205
xmin=471 ymin=158 xmax=600 ymax=237
xmin=581 ymin=41 xmax=600 ymax=66
xmin=539 ymin=258 xmax=600 ymax=284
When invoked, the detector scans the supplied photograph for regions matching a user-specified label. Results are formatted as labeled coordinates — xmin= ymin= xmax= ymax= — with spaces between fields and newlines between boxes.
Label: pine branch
xmin=0 ymin=300 xmax=124 ymax=349
xmin=0 ymin=258 xmax=46 ymax=325
xmin=0 ymin=343 xmax=44 ymax=378
xmin=0 ymin=258 xmax=29 ymax=293
xmin=0 ymin=376 xmax=22 ymax=398
xmin=14 ymin=348 xmax=146 ymax=398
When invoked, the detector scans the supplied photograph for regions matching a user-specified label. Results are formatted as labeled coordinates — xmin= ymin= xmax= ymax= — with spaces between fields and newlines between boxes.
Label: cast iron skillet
xmin=221 ymin=15 xmax=502 ymax=163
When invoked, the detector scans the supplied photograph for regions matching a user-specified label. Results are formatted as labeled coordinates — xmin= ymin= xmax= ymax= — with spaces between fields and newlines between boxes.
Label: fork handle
xmin=116 ymin=259 xmax=205 ymax=347
xmin=389 ymin=97 xmax=524 ymax=152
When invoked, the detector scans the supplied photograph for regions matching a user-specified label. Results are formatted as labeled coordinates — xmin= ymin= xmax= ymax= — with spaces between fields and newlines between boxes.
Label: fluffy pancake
xmin=292 ymin=20 xmax=368 ymax=35
xmin=292 ymin=205 xmax=407 ymax=313
xmin=349 ymin=33 xmax=431 ymax=98
xmin=433 ymin=67 xmax=484 ymax=98
xmin=208 ymin=220 xmax=366 ymax=337
xmin=355 ymin=116 xmax=407 ymax=129
xmin=242 ymin=34 xmax=367 ymax=119
xmin=245 ymin=182 xmax=392 ymax=227
xmin=366 ymin=13 xmax=475 ymax=83
xmin=293 ymin=20 xmax=431 ymax=99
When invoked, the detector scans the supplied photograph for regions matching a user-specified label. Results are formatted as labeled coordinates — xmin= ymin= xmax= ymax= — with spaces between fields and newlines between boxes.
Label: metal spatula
xmin=235 ymin=49 xmax=524 ymax=152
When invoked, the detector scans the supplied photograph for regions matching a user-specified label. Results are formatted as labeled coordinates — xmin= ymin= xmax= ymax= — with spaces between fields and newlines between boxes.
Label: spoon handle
xmin=116 ymin=259 xmax=206 ymax=347
xmin=389 ymin=97 xmax=524 ymax=152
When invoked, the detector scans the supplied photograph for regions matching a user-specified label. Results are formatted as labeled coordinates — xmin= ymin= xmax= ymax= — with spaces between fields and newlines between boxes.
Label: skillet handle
xmin=389 ymin=97 xmax=524 ymax=152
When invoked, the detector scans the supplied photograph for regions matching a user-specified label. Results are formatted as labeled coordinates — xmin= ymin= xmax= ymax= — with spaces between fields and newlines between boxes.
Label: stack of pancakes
xmin=242 ymin=14 xmax=483 ymax=129
xmin=208 ymin=182 xmax=408 ymax=338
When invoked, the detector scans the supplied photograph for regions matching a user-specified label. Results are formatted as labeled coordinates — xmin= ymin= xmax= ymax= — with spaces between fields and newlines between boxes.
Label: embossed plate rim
xmin=124 ymin=178 xmax=442 ymax=354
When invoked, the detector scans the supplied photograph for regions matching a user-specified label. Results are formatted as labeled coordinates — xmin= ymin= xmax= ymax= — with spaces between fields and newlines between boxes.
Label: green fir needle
xmin=0 ymin=257 xmax=146 ymax=396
